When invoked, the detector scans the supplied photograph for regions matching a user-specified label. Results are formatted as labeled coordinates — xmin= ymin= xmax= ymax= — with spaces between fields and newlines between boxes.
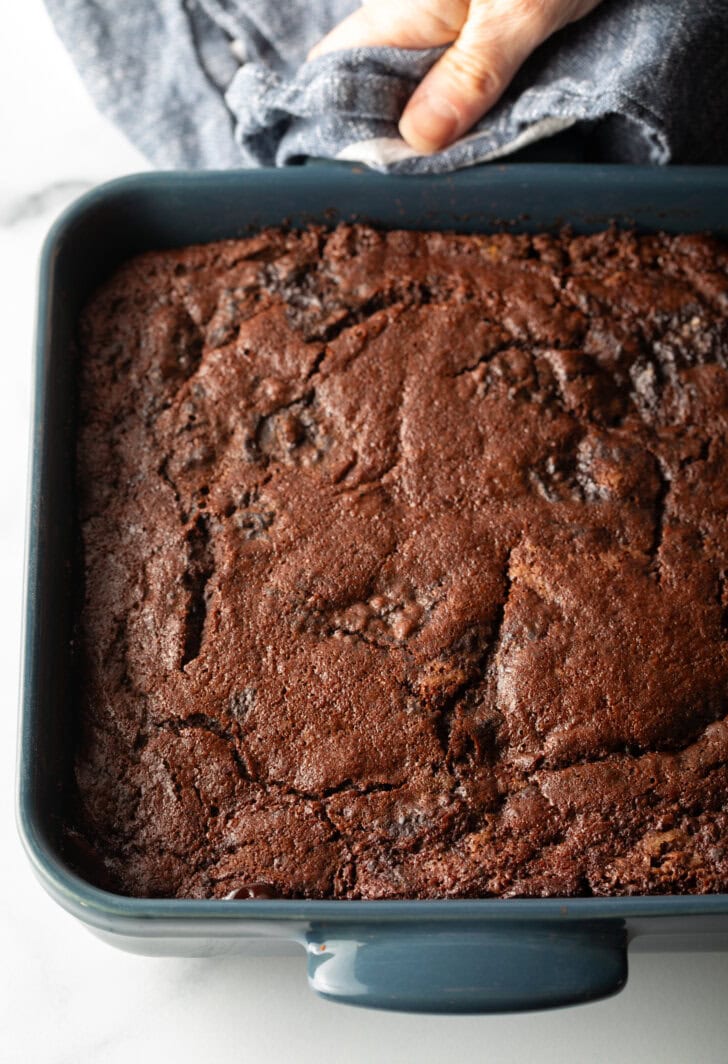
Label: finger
xmin=308 ymin=0 xmax=468 ymax=60
xmin=399 ymin=0 xmax=603 ymax=153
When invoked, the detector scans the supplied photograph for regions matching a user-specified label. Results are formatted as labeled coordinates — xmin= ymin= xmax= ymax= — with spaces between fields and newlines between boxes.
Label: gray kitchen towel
xmin=44 ymin=0 xmax=728 ymax=172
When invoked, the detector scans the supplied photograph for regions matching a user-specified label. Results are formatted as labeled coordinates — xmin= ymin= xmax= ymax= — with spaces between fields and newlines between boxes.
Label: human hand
xmin=309 ymin=0 xmax=603 ymax=154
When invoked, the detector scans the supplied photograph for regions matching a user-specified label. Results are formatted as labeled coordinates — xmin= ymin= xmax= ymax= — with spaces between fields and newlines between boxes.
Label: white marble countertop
xmin=2 ymin=4 xmax=727 ymax=1061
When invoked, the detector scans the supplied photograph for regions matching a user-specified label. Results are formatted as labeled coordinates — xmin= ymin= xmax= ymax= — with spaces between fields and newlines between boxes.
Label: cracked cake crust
xmin=70 ymin=224 xmax=728 ymax=899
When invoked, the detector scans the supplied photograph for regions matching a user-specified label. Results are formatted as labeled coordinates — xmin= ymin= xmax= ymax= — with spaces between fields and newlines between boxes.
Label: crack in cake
xmin=69 ymin=224 xmax=728 ymax=898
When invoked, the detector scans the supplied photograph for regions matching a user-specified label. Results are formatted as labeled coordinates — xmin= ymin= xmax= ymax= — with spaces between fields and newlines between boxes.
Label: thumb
xmin=400 ymin=0 xmax=599 ymax=153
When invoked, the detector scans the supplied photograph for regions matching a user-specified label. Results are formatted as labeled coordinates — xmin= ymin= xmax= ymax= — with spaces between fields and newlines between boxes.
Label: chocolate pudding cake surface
xmin=70 ymin=224 xmax=728 ymax=899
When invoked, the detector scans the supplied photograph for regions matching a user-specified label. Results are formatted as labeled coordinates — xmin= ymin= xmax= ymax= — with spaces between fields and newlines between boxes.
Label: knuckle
xmin=445 ymin=40 xmax=506 ymax=96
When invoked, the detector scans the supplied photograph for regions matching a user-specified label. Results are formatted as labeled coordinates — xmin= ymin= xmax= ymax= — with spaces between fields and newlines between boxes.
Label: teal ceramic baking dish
xmin=17 ymin=164 xmax=728 ymax=1014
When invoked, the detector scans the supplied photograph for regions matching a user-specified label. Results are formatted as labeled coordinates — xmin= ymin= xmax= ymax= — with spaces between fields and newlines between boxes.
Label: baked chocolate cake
xmin=70 ymin=224 xmax=728 ymax=899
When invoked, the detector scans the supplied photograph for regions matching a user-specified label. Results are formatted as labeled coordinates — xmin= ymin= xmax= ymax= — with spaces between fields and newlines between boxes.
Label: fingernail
xmin=400 ymin=93 xmax=460 ymax=153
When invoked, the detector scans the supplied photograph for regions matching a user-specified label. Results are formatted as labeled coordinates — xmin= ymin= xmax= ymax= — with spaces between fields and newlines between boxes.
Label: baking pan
xmin=17 ymin=164 xmax=728 ymax=1014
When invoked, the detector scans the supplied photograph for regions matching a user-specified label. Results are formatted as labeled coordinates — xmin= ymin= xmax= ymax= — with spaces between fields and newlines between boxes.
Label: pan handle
xmin=305 ymin=919 xmax=627 ymax=1013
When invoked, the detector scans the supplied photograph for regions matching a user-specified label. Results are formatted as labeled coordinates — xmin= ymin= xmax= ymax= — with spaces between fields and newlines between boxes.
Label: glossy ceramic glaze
xmin=18 ymin=165 xmax=728 ymax=1013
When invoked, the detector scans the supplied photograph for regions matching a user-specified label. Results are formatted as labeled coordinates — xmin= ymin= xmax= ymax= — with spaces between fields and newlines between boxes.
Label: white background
xmin=2 ymin=3 xmax=727 ymax=1060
